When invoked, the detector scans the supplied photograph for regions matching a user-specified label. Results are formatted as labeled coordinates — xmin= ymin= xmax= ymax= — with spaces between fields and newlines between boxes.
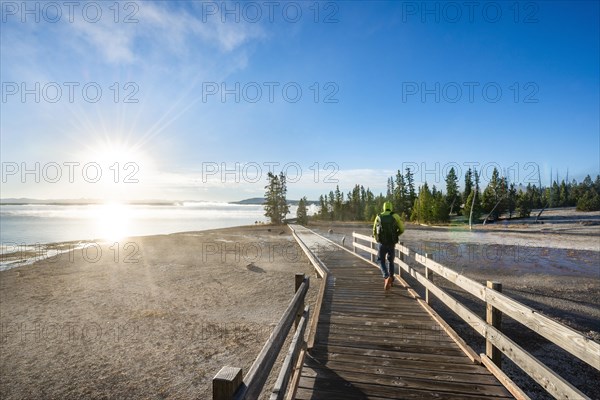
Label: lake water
xmin=0 ymin=202 xmax=271 ymax=246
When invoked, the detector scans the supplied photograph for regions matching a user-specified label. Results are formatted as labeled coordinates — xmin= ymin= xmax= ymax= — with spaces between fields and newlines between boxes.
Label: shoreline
xmin=0 ymin=223 xmax=265 ymax=271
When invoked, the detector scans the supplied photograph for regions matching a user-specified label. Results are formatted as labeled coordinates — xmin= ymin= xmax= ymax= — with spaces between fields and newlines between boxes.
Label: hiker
xmin=373 ymin=201 xmax=404 ymax=290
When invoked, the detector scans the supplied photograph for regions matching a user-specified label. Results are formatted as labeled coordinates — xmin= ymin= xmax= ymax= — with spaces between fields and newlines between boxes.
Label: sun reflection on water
xmin=94 ymin=203 xmax=131 ymax=242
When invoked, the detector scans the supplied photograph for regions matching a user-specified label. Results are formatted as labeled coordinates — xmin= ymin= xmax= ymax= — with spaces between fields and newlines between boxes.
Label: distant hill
xmin=229 ymin=197 xmax=266 ymax=205
xmin=230 ymin=198 xmax=318 ymax=206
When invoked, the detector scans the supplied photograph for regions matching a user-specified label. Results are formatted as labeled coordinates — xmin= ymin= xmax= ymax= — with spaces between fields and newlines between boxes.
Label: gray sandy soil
xmin=0 ymin=225 xmax=319 ymax=399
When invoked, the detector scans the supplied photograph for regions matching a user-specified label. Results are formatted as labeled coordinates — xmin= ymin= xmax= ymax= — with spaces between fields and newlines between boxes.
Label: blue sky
xmin=1 ymin=1 xmax=598 ymax=202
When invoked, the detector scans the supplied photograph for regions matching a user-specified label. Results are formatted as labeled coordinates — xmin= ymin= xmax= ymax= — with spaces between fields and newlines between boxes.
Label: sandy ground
xmin=0 ymin=225 xmax=319 ymax=399
xmin=311 ymin=207 xmax=600 ymax=399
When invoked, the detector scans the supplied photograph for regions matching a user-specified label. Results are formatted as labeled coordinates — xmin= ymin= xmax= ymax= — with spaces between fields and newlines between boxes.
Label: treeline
xmin=311 ymin=168 xmax=600 ymax=224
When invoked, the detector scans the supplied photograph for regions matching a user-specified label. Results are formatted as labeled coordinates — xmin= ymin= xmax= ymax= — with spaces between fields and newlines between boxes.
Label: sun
xmin=91 ymin=138 xmax=148 ymax=168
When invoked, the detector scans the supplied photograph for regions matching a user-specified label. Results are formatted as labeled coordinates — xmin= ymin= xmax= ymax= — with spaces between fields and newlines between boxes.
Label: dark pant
xmin=378 ymin=243 xmax=395 ymax=278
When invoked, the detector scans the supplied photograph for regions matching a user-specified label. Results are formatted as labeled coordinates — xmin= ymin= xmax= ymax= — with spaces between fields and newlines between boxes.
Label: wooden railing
xmin=288 ymin=225 xmax=330 ymax=350
xmin=213 ymin=273 xmax=309 ymax=400
xmin=352 ymin=232 xmax=598 ymax=400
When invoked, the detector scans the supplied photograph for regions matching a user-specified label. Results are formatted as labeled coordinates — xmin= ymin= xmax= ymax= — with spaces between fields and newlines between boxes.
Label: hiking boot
xmin=384 ymin=277 xmax=392 ymax=290
xmin=389 ymin=276 xmax=394 ymax=287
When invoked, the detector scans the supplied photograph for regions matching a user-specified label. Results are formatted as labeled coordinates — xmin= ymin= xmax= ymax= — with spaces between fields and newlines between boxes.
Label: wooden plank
xmin=320 ymin=338 xmax=464 ymax=357
xmin=415 ymin=252 xmax=486 ymax=301
xmin=307 ymin=275 xmax=329 ymax=349
xmin=485 ymin=325 xmax=590 ymax=400
xmin=302 ymin=356 xmax=498 ymax=383
xmin=270 ymin=306 xmax=309 ymax=400
xmin=301 ymin=365 xmax=510 ymax=396
xmin=481 ymin=354 xmax=531 ymax=400
xmin=284 ymin=347 xmax=307 ymax=400
xmin=304 ymin=352 xmax=490 ymax=375
xmin=290 ymin=227 xmax=329 ymax=351
xmin=235 ymin=278 xmax=309 ymax=400
xmin=310 ymin=344 xmax=477 ymax=365
xmin=353 ymin=241 xmax=378 ymax=257
xmin=316 ymin=324 xmax=454 ymax=342
xmin=485 ymin=286 xmax=600 ymax=371
xmin=295 ymin=386 xmax=510 ymax=400
xmin=298 ymin=369 xmax=512 ymax=399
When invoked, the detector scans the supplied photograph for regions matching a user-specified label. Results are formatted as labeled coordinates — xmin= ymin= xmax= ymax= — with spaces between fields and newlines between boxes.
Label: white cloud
xmin=67 ymin=1 xmax=266 ymax=66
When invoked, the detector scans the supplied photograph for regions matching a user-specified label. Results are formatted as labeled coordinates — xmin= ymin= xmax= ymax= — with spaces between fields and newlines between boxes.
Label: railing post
xmin=370 ymin=239 xmax=376 ymax=264
xmin=398 ymin=241 xmax=404 ymax=280
xmin=486 ymin=281 xmax=503 ymax=368
xmin=352 ymin=232 xmax=356 ymax=253
xmin=295 ymin=273 xmax=305 ymax=329
xmin=425 ymin=253 xmax=433 ymax=305
xmin=213 ymin=366 xmax=243 ymax=400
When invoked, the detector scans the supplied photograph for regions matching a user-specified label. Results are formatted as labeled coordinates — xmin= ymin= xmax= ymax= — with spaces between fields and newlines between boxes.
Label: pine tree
xmin=559 ymin=181 xmax=569 ymax=207
xmin=516 ymin=189 xmax=532 ymax=218
xmin=507 ymin=183 xmax=517 ymax=219
xmin=297 ymin=197 xmax=308 ymax=225
xmin=464 ymin=189 xmax=482 ymax=223
xmin=328 ymin=190 xmax=335 ymax=220
xmin=393 ymin=170 xmax=406 ymax=216
xmin=463 ymin=168 xmax=473 ymax=207
xmin=364 ymin=188 xmax=377 ymax=221
xmin=405 ymin=167 xmax=416 ymax=216
xmin=264 ymin=172 xmax=289 ymax=224
xmin=318 ymin=195 xmax=328 ymax=220
xmin=334 ymin=185 xmax=343 ymax=220
xmin=445 ymin=167 xmax=460 ymax=215
xmin=481 ymin=168 xmax=507 ymax=220
xmin=411 ymin=183 xmax=433 ymax=223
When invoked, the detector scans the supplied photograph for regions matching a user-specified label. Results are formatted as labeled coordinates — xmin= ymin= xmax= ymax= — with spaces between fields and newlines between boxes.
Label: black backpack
xmin=376 ymin=212 xmax=399 ymax=245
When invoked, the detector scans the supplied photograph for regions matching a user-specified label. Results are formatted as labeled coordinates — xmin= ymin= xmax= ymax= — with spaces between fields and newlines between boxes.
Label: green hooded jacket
xmin=372 ymin=201 xmax=405 ymax=241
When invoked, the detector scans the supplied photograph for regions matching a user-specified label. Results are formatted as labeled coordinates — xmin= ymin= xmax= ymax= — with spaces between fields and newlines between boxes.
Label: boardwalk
xmin=291 ymin=225 xmax=513 ymax=400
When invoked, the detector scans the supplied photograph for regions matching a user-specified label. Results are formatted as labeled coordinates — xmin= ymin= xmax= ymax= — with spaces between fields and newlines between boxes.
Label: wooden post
xmin=370 ymin=240 xmax=375 ymax=264
xmin=425 ymin=253 xmax=433 ymax=305
xmin=398 ymin=241 xmax=404 ymax=279
xmin=213 ymin=366 xmax=243 ymax=400
xmin=295 ymin=273 xmax=305 ymax=329
xmin=352 ymin=233 xmax=356 ymax=253
xmin=486 ymin=281 xmax=503 ymax=368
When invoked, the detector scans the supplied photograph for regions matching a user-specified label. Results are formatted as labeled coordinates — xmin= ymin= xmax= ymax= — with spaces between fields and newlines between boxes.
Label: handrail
xmin=288 ymin=224 xmax=330 ymax=350
xmin=213 ymin=275 xmax=309 ymax=400
xmin=270 ymin=306 xmax=310 ymax=400
xmin=352 ymin=232 xmax=596 ymax=400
